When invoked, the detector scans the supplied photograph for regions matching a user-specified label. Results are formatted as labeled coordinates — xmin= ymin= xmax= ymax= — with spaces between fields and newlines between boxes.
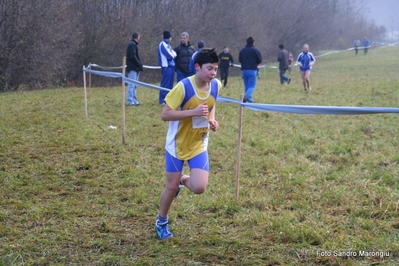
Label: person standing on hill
xmin=277 ymin=44 xmax=291 ymax=85
xmin=296 ymin=43 xmax=315 ymax=92
xmin=218 ymin=46 xmax=234 ymax=87
xmin=126 ymin=32 xmax=143 ymax=106
xmin=158 ymin=30 xmax=177 ymax=104
xmin=174 ymin=32 xmax=196 ymax=82
xmin=363 ymin=37 xmax=370 ymax=55
xmin=353 ymin=39 xmax=360 ymax=55
xmin=238 ymin=37 xmax=262 ymax=103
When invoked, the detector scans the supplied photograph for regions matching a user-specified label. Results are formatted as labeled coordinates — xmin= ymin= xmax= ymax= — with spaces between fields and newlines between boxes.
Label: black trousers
xmin=219 ymin=67 xmax=229 ymax=86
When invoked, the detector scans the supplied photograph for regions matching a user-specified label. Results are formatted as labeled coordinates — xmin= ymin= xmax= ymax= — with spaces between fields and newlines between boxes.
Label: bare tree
xmin=0 ymin=0 xmax=387 ymax=91
xmin=0 ymin=0 xmax=79 ymax=91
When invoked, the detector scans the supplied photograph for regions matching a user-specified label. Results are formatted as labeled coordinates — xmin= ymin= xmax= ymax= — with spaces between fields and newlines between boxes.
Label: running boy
xmin=296 ymin=44 xmax=315 ymax=91
xmin=155 ymin=48 xmax=222 ymax=240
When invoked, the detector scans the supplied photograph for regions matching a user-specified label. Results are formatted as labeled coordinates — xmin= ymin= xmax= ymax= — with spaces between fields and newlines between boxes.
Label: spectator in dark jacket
xmin=218 ymin=46 xmax=234 ymax=87
xmin=238 ymin=37 xmax=262 ymax=103
xmin=277 ymin=44 xmax=291 ymax=85
xmin=126 ymin=32 xmax=143 ymax=106
xmin=174 ymin=32 xmax=196 ymax=82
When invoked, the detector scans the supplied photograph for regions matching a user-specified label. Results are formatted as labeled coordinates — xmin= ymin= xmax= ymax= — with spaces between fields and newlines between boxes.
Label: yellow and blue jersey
xmin=165 ymin=76 xmax=222 ymax=160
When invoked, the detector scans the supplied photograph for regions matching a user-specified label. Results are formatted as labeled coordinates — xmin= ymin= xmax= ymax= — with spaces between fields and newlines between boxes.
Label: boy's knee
xmin=192 ymin=186 xmax=206 ymax=194
xmin=165 ymin=183 xmax=179 ymax=193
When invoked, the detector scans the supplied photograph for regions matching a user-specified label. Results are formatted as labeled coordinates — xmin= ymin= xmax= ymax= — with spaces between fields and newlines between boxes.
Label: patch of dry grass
xmin=1 ymin=46 xmax=399 ymax=265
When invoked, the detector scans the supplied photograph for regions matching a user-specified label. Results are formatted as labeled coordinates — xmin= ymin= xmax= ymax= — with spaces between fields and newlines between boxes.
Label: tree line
xmin=0 ymin=0 xmax=386 ymax=91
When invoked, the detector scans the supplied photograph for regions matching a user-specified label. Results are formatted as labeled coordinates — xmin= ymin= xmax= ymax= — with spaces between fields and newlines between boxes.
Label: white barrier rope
xmin=87 ymin=63 xmax=124 ymax=70
xmin=88 ymin=63 xmax=160 ymax=70
xmin=231 ymin=63 xmax=276 ymax=69
xmin=87 ymin=41 xmax=399 ymax=71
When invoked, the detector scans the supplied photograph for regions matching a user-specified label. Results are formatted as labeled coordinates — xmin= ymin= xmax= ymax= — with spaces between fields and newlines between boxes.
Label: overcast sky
xmin=365 ymin=0 xmax=399 ymax=29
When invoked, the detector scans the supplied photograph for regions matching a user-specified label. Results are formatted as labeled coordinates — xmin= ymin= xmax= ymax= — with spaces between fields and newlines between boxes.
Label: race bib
xmin=192 ymin=116 xmax=208 ymax=129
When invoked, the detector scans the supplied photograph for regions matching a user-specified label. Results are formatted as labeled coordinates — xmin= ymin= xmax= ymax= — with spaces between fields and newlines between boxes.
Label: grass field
xmin=1 ymin=46 xmax=399 ymax=265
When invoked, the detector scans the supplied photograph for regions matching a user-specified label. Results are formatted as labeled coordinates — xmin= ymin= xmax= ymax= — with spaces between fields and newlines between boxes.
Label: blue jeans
xmin=159 ymin=67 xmax=174 ymax=104
xmin=279 ymin=69 xmax=289 ymax=84
xmin=127 ymin=70 xmax=140 ymax=105
xmin=176 ymin=69 xmax=192 ymax=83
xmin=241 ymin=69 xmax=257 ymax=103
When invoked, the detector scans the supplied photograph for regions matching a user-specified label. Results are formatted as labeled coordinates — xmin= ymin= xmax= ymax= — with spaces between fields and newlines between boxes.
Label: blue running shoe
xmin=155 ymin=221 xmax=173 ymax=240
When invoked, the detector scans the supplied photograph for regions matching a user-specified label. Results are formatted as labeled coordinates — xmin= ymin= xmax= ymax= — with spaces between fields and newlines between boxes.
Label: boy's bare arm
xmin=162 ymin=103 xmax=209 ymax=121
xmin=208 ymin=104 xmax=219 ymax=132
xmin=209 ymin=103 xmax=216 ymax=121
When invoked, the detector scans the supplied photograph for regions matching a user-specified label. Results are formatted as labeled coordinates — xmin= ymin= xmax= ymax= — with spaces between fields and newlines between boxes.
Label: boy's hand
xmin=193 ymin=103 xmax=209 ymax=116
xmin=209 ymin=119 xmax=219 ymax=132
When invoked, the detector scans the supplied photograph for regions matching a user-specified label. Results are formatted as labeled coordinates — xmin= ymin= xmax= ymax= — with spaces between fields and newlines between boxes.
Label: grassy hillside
xmin=1 ymin=46 xmax=399 ymax=265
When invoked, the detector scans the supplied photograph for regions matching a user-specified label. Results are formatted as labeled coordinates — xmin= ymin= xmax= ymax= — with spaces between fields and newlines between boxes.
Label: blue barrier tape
xmin=122 ymin=76 xmax=170 ymax=92
xmin=217 ymin=96 xmax=399 ymax=115
xmin=83 ymin=67 xmax=399 ymax=115
xmin=84 ymin=68 xmax=123 ymax=78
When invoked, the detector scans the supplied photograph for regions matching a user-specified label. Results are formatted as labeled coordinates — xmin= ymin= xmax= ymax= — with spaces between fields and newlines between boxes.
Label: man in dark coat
xmin=238 ymin=37 xmax=262 ymax=103
xmin=277 ymin=44 xmax=291 ymax=85
xmin=126 ymin=32 xmax=143 ymax=105
xmin=174 ymin=32 xmax=196 ymax=82
xmin=218 ymin=46 xmax=234 ymax=87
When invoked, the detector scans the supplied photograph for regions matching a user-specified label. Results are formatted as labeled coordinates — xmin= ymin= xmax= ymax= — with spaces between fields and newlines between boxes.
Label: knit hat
xmin=279 ymin=44 xmax=284 ymax=49
xmin=246 ymin=37 xmax=254 ymax=45
xmin=198 ymin=40 xmax=205 ymax=48
xmin=163 ymin=30 xmax=172 ymax=39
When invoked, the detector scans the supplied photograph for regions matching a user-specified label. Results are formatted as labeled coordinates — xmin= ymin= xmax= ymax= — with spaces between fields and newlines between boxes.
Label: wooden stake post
xmin=235 ymin=94 xmax=244 ymax=200
xmin=83 ymin=66 xmax=88 ymax=119
xmin=121 ymin=57 xmax=126 ymax=144
xmin=88 ymin=63 xmax=92 ymax=98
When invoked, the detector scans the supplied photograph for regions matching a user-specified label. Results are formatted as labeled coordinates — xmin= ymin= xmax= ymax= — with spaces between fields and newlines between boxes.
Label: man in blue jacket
xmin=126 ymin=32 xmax=143 ymax=106
xmin=238 ymin=37 xmax=262 ymax=103
xmin=158 ymin=30 xmax=177 ymax=104
xmin=363 ymin=37 xmax=370 ymax=55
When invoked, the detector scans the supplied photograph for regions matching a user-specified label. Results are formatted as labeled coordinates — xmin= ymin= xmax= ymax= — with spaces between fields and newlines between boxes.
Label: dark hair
xmin=246 ymin=37 xmax=254 ymax=45
xmin=279 ymin=44 xmax=284 ymax=49
xmin=132 ymin=32 xmax=139 ymax=39
xmin=223 ymin=46 xmax=228 ymax=49
xmin=194 ymin=48 xmax=219 ymax=67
